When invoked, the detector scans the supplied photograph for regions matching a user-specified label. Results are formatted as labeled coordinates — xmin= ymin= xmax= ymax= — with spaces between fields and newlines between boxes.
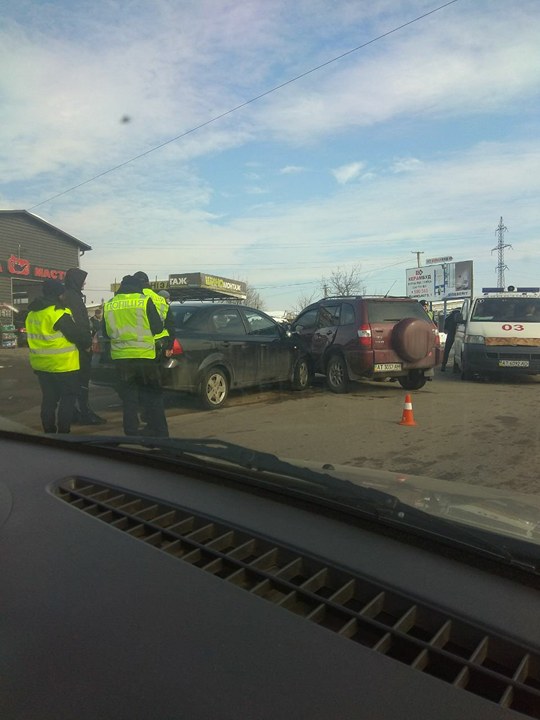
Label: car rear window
xmin=171 ymin=306 xmax=203 ymax=329
xmin=366 ymin=300 xmax=428 ymax=323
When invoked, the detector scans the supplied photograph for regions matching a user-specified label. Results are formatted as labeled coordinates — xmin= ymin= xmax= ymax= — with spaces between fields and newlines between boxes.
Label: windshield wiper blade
xmin=61 ymin=434 xmax=396 ymax=516
xmin=57 ymin=434 xmax=535 ymax=570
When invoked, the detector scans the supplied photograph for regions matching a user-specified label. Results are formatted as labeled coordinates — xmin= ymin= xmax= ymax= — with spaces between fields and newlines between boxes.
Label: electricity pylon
xmin=491 ymin=217 xmax=511 ymax=289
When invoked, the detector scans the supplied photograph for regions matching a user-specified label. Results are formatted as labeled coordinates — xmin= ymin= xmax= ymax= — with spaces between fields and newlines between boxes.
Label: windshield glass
xmin=2 ymin=0 xmax=540 ymax=560
xmin=471 ymin=297 xmax=540 ymax=322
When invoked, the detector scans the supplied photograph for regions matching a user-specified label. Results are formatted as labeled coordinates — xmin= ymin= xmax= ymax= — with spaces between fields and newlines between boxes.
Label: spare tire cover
xmin=392 ymin=318 xmax=434 ymax=362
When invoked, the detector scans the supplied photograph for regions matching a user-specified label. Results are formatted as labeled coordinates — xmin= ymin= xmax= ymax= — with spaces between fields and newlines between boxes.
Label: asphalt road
xmin=2 ymin=347 xmax=539 ymax=494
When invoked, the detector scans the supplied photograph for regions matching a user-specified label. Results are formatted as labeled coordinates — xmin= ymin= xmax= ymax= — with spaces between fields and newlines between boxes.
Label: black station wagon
xmin=92 ymin=302 xmax=311 ymax=409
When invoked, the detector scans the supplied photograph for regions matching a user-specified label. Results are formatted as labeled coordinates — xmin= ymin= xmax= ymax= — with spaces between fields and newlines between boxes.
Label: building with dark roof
xmin=0 ymin=210 xmax=91 ymax=332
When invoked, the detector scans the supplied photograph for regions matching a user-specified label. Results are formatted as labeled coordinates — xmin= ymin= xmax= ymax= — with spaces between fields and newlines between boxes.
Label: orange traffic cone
xmin=399 ymin=394 xmax=416 ymax=426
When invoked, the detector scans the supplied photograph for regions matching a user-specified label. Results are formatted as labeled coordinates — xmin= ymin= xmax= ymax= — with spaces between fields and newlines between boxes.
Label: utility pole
xmin=411 ymin=250 xmax=424 ymax=268
xmin=491 ymin=217 xmax=511 ymax=289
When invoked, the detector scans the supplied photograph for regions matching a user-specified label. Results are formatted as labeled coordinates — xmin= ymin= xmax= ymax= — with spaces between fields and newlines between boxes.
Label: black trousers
xmin=442 ymin=332 xmax=456 ymax=368
xmin=76 ymin=349 xmax=93 ymax=416
xmin=35 ymin=370 xmax=80 ymax=434
xmin=115 ymin=360 xmax=169 ymax=437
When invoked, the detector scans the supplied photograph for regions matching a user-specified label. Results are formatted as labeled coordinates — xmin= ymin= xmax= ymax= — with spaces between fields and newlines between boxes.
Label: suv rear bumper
xmin=346 ymin=348 xmax=439 ymax=380
xmin=463 ymin=344 xmax=540 ymax=375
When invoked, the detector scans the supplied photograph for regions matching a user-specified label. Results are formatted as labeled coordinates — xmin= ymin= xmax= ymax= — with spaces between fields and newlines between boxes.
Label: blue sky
xmin=1 ymin=0 xmax=539 ymax=308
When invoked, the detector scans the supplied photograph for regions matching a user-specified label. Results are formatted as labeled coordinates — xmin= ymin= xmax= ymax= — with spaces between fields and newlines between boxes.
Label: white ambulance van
xmin=453 ymin=286 xmax=540 ymax=380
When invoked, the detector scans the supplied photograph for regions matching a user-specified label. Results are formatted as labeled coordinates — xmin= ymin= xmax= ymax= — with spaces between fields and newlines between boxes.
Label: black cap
xmin=43 ymin=279 xmax=65 ymax=298
xmin=117 ymin=274 xmax=143 ymax=294
xmin=133 ymin=271 xmax=149 ymax=283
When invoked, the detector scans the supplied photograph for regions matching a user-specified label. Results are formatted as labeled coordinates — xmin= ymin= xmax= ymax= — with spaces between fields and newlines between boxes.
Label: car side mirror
xmin=274 ymin=322 xmax=292 ymax=339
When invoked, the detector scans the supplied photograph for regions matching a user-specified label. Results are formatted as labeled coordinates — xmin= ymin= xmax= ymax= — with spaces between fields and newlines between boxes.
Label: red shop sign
xmin=1 ymin=255 xmax=66 ymax=280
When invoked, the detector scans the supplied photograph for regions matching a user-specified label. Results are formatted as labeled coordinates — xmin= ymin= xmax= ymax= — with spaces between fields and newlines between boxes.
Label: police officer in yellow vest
xmin=420 ymin=300 xmax=435 ymax=323
xmin=132 ymin=271 xmax=175 ymax=357
xmin=26 ymin=279 xmax=92 ymax=434
xmin=103 ymin=274 xmax=169 ymax=437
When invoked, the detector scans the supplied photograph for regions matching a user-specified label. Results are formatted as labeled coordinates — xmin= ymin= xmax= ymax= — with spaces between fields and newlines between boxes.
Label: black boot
xmin=78 ymin=409 xmax=107 ymax=425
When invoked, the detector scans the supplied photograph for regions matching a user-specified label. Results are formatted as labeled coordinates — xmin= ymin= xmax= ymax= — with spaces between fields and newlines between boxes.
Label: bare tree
xmin=243 ymin=283 xmax=265 ymax=310
xmin=321 ymin=265 xmax=365 ymax=297
xmin=291 ymin=290 xmax=317 ymax=317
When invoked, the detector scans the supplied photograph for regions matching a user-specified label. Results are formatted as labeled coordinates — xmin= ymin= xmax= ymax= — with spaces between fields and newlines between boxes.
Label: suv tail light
xmin=357 ymin=324 xmax=372 ymax=348
xmin=171 ymin=338 xmax=184 ymax=355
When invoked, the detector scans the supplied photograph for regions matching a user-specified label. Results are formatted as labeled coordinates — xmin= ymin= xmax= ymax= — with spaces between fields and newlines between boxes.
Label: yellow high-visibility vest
xmin=26 ymin=306 xmax=80 ymax=372
xmin=104 ymin=293 xmax=156 ymax=360
xmin=143 ymin=288 xmax=169 ymax=341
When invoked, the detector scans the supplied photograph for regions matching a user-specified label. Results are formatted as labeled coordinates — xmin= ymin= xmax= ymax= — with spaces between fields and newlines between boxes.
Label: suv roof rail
xmin=320 ymin=295 xmax=411 ymax=301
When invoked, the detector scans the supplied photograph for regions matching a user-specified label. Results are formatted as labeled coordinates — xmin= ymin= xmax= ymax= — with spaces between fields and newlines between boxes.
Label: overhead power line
xmin=28 ymin=0 xmax=460 ymax=210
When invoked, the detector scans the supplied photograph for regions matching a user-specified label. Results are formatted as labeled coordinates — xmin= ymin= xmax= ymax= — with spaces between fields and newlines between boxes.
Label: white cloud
xmin=332 ymin=162 xmax=365 ymax=184
xmin=279 ymin=166 xmax=306 ymax=175
xmin=249 ymin=2 xmax=540 ymax=142
xmin=391 ymin=158 xmax=422 ymax=173
xmin=5 ymin=135 xmax=539 ymax=309
xmin=245 ymin=186 xmax=269 ymax=195
xmin=4 ymin=0 xmax=538 ymax=186
xmin=1 ymin=1 xmax=540 ymax=310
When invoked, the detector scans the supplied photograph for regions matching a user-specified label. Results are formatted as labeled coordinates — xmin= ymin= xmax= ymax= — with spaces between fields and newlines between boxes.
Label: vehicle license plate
xmin=374 ymin=363 xmax=402 ymax=372
xmin=499 ymin=360 xmax=529 ymax=367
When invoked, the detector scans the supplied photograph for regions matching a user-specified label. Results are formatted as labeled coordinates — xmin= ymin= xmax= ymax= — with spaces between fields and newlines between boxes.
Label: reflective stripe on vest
xmin=26 ymin=306 xmax=80 ymax=372
xmin=104 ymin=293 xmax=156 ymax=359
xmin=143 ymin=288 xmax=169 ymax=341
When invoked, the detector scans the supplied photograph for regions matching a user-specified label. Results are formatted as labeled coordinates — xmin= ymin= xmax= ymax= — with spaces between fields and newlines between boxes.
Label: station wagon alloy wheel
xmin=291 ymin=357 xmax=310 ymax=390
xmin=201 ymin=367 xmax=229 ymax=409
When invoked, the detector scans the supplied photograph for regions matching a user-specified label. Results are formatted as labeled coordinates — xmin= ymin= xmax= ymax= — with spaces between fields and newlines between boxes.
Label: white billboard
xmin=406 ymin=261 xmax=473 ymax=301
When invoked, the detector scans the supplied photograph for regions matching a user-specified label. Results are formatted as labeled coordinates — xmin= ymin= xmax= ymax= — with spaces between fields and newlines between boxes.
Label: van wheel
xmin=398 ymin=372 xmax=426 ymax=390
xmin=326 ymin=354 xmax=349 ymax=393
xmin=200 ymin=367 xmax=229 ymax=409
xmin=461 ymin=360 xmax=473 ymax=381
xmin=291 ymin=357 xmax=311 ymax=390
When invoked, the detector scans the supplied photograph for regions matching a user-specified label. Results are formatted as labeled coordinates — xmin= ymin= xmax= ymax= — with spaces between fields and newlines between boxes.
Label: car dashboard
xmin=2 ymin=432 xmax=540 ymax=720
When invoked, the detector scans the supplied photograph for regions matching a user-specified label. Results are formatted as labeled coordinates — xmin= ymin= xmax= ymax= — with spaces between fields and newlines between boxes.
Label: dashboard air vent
xmin=55 ymin=477 xmax=540 ymax=718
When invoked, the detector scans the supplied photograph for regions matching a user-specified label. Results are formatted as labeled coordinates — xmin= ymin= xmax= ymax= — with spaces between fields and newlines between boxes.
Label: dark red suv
xmin=292 ymin=296 xmax=441 ymax=391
